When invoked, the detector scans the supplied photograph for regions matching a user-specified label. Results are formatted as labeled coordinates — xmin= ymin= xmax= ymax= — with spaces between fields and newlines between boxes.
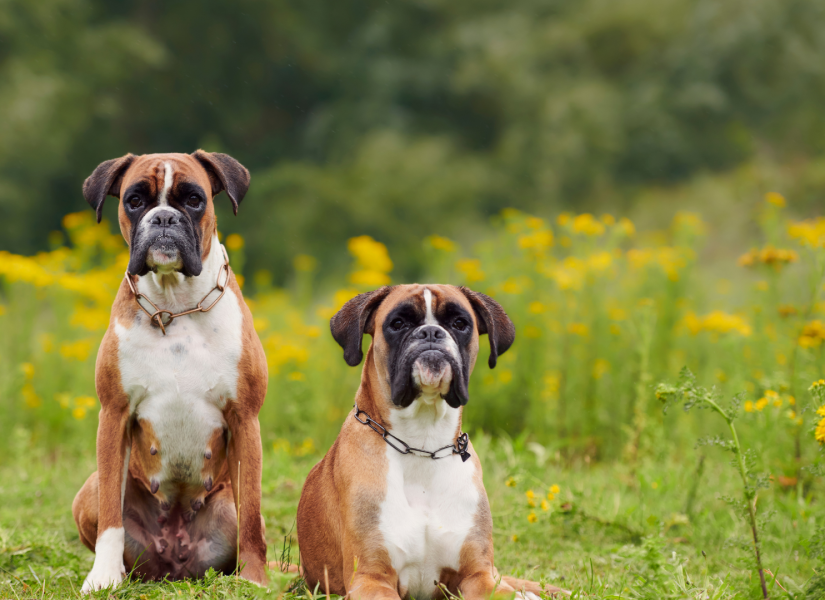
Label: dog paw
xmin=514 ymin=592 xmax=542 ymax=600
xmin=80 ymin=561 xmax=126 ymax=593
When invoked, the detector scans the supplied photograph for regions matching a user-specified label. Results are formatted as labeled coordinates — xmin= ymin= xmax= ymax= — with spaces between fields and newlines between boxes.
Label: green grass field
xmin=4 ymin=197 xmax=825 ymax=598
xmin=1 ymin=436 xmax=818 ymax=599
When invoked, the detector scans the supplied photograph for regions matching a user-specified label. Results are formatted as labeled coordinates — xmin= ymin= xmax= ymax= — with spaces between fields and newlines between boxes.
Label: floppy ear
xmin=191 ymin=150 xmax=250 ymax=214
xmin=82 ymin=154 xmax=135 ymax=223
xmin=330 ymin=287 xmax=393 ymax=367
xmin=459 ymin=287 xmax=515 ymax=369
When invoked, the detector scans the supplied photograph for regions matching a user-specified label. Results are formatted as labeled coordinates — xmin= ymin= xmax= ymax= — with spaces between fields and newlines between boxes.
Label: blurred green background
xmin=4 ymin=0 xmax=825 ymax=284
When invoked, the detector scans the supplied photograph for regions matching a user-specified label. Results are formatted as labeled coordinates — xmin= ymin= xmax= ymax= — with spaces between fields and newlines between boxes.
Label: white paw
xmin=515 ymin=592 xmax=542 ymax=600
xmin=80 ymin=561 xmax=125 ymax=593
xmin=81 ymin=527 xmax=126 ymax=594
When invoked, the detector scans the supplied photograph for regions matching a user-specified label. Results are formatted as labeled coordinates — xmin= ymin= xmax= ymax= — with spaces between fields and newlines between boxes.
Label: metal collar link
xmin=353 ymin=402 xmax=471 ymax=462
xmin=125 ymin=245 xmax=231 ymax=335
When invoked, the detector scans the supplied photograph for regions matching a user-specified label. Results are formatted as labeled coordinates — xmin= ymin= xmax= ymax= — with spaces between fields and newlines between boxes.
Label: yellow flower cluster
xmin=427 ymin=235 xmax=457 ymax=252
xmin=799 ymin=320 xmax=825 ymax=348
xmin=744 ymin=390 xmax=792 ymax=413
xmin=789 ymin=218 xmax=825 ymax=248
xmin=348 ymin=235 xmax=393 ymax=286
xmin=737 ymin=246 xmax=799 ymax=269
xmin=456 ymin=258 xmax=485 ymax=282
xmin=683 ymin=311 xmax=752 ymax=337
xmin=524 ymin=484 xmax=561 ymax=523
xmin=626 ymin=247 xmax=690 ymax=281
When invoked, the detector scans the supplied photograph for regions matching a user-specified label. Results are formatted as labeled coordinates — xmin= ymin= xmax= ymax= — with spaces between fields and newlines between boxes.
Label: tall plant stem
xmin=704 ymin=397 xmax=768 ymax=599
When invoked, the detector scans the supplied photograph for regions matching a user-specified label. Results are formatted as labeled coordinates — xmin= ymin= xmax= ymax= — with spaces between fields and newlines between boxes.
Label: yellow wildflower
xmin=755 ymin=397 xmax=769 ymax=411
xmin=816 ymin=418 xmax=825 ymax=444
xmin=456 ymin=259 xmax=485 ymax=282
xmin=800 ymin=321 xmax=825 ymax=348
xmin=525 ymin=490 xmax=535 ymax=500
xmin=60 ymin=339 xmax=94 ymax=361
xmin=224 ymin=233 xmax=244 ymax=251
xmin=567 ymin=323 xmax=589 ymax=337
xmin=506 ymin=477 xmax=516 ymax=487
xmin=527 ymin=512 xmax=537 ymax=524
xmin=288 ymin=372 xmax=306 ymax=381
xmin=601 ymin=214 xmax=616 ymax=226
xmin=427 ymin=235 xmax=457 ymax=252
xmin=529 ymin=301 xmax=546 ymax=314
xmin=72 ymin=407 xmax=87 ymax=420
xmin=511 ymin=534 xmax=519 ymax=542
xmin=348 ymin=235 xmax=393 ymax=273
xmin=21 ymin=363 xmax=35 ymax=380
xmin=592 ymin=358 xmax=610 ymax=380
xmin=570 ymin=214 xmax=605 ymax=236
xmin=789 ymin=218 xmax=825 ymax=248
xmin=550 ymin=484 xmax=560 ymax=495
xmin=22 ymin=383 xmax=41 ymax=408
xmin=744 ymin=401 xmax=754 ymax=413
xmin=682 ymin=311 xmax=751 ymax=337
xmin=738 ymin=246 xmax=798 ymax=269
xmin=765 ymin=192 xmax=786 ymax=207
xmin=499 ymin=369 xmax=513 ymax=384
xmin=541 ymin=500 xmax=549 ymax=511
xmin=547 ymin=493 xmax=555 ymax=501
xmin=557 ymin=212 xmax=572 ymax=226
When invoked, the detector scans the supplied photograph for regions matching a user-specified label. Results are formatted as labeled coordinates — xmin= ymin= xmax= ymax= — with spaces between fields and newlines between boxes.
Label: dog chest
xmin=378 ymin=449 xmax=480 ymax=600
xmin=114 ymin=291 xmax=244 ymax=485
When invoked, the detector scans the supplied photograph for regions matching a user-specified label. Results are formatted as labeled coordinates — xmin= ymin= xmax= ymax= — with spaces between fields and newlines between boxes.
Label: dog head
xmin=82 ymin=151 xmax=250 ymax=277
xmin=331 ymin=284 xmax=515 ymax=408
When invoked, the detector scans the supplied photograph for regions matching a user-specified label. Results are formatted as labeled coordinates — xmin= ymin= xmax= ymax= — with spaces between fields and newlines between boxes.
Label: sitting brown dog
xmin=71 ymin=152 xmax=269 ymax=592
xmin=296 ymin=284 xmax=566 ymax=599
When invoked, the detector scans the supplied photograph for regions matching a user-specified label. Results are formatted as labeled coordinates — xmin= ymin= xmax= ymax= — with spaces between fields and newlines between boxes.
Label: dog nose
xmin=414 ymin=325 xmax=446 ymax=342
xmin=150 ymin=210 xmax=180 ymax=228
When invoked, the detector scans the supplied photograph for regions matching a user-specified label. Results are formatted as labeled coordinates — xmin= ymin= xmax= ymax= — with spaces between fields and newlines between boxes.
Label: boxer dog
xmin=72 ymin=152 xmax=269 ymax=592
xmin=297 ymin=285 xmax=566 ymax=599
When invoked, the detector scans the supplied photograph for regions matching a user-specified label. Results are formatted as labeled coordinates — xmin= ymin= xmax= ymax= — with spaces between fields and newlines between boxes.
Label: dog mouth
xmin=391 ymin=347 xmax=468 ymax=409
xmin=146 ymin=236 xmax=183 ymax=271
xmin=412 ymin=351 xmax=453 ymax=396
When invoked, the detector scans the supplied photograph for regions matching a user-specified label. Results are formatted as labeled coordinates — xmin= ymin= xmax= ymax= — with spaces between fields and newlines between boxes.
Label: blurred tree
xmin=2 ymin=0 xmax=825 ymax=282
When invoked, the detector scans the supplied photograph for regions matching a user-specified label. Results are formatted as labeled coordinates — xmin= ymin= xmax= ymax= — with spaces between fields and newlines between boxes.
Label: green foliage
xmin=4 ymin=0 xmax=825 ymax=281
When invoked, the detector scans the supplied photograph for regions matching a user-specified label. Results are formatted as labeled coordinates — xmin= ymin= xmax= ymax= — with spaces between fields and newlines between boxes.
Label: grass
xmin=0 ymin=430 xmax=819 ymax=599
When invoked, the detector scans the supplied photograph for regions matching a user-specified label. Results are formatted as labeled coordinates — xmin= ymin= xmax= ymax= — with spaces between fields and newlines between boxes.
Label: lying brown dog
xmin=296 ymin=284 xmax=566 ymax=599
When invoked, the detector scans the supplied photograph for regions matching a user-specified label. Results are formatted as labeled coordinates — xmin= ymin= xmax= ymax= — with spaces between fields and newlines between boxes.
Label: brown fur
xmin=297 ymin=285 xmax=566 ymax=599
xmin=72 ymin=152 xmax=267 ymax=585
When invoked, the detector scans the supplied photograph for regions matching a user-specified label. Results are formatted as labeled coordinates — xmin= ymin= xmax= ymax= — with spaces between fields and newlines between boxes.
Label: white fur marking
xmin=378 ymin=401 xmax=478 ymax=599
xmin=159 ymin=162 xmax=173 ymax=206
xmin=115 ymin=237 xmax=243 ymax=498
xmin=81 ymin=527 xmax=126 ymax=593
xmin=417 ymin=287 xmax=460 ymax=362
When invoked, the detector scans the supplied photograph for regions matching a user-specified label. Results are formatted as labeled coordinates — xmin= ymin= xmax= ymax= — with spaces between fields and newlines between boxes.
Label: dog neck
xmin=135 ymin=234 xmax=225 ymax=313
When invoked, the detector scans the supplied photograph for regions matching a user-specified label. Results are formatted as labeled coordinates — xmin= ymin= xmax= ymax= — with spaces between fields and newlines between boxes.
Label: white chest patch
xmin=378 ymin=400 xmax=479 ymax=600
xmin=115 ymin=241 xmax=243 ymax=490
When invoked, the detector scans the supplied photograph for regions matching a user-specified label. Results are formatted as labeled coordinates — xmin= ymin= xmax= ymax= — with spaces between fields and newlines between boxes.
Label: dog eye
xmin=452 ymin=318 xmax=469 ymax=331
xmin=127 ymin=195 xmax=142 ymax=209
xmin=390 ymin=318 xmax=406 ymax=331
xmin=187 ymin=195 xmax=203 ymax=208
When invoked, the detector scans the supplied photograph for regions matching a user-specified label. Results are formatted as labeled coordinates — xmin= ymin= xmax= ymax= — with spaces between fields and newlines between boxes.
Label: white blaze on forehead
xmin=423 ymin=288 xmax=436 ymax=324
xmin=418 ymin=287 xmax=461 ymax=362
xmin=159 ymin=161 xmax=173 ymax=206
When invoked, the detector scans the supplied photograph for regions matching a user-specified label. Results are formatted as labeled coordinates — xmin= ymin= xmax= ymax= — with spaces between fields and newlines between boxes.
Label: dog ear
xmin=459 ymin=287 xmax=515 ymax=369
xmin=191 ymin=150 xmax=250 ymax=214
xmin=330 ymin=287 xmax=393 ymax=367
xmin=83 ymin=154 xmax=135 ymax=223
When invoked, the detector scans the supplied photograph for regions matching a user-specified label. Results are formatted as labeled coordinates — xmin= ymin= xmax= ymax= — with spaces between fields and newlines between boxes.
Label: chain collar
xmin=125 ymin=245 xmax=231 ymax=335
xmin=353 ymin=401 xmax=471 ymax=462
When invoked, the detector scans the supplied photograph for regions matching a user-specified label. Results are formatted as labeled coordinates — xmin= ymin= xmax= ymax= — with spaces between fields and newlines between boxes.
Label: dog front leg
xmin=226 ymin=412 xmax=268 ymax=585
xmin=81 ymin=405 xmax=130 ymax=593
